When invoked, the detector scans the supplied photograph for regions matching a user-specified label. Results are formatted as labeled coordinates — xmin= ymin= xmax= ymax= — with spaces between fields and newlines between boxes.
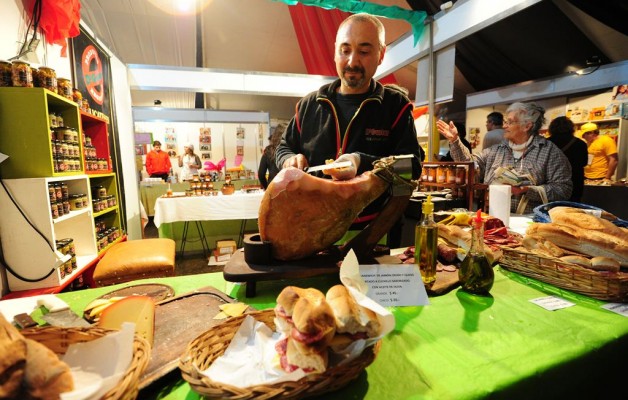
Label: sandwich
xmin=325 ymin=285 xmax=380 ymax=351
xmin=274 ymin=286 xmax=336 ymax=373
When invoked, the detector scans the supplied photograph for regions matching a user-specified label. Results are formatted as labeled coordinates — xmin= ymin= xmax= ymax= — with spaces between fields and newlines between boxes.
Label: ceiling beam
xmin=466 ymin=60 xmax=628 ymax=108
xmin=376 ymin=0 xmax=544 ymax=79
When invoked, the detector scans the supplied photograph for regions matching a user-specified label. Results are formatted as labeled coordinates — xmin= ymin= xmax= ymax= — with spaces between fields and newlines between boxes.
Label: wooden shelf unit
xmin=419 ymin=161 xmax=476 ymax=210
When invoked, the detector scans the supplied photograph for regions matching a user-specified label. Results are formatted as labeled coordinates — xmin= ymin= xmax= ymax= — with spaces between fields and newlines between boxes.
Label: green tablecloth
xmin=56 ymin=268 xmax=628 ymax=399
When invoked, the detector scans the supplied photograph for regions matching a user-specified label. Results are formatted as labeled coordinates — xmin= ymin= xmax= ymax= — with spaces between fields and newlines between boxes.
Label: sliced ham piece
xmin=259 ymin=167 xmax=388 ymax=261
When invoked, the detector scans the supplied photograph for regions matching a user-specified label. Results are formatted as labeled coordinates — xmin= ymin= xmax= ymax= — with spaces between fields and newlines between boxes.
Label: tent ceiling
xmin=79 ymin=0 xmax=628 ymax=120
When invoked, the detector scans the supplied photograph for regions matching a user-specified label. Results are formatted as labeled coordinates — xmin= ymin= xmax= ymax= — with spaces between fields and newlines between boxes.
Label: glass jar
xmin=69 ymin=194 xmax=82 ymax=210
xmin=427 ymin=166 xmax=437 ymax=182
xmin=36 ymin=66 xmax=57 ymax=92
xmin=72 ymin=88 xmax=82 ymax=103
xmin=57 ymin=77 xmax=72 ymax=99
xmin=455 ymin=166 xmax=466 ymax=184
xmin=0 ymin=60 xmax=12 ymax=87
xmin=61 ymin=182 xmax=69 ymax=200
xmin=436 ymin=166 xmax=446 ymax=184
xmin=446 ymin=166 xmax=456 ymax=184
xmin=11 ymin=60 xmax=33 ymax=87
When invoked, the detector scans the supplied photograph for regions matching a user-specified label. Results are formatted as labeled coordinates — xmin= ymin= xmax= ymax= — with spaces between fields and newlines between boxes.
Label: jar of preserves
xmin=72 ymin=88 xmax=82 ymax=103
xmin=36 ymin=66 xmax=57 ymax=92
xmin=426 ymin=166 xmax=436 ymax=182
xmin=455 ymin=166 xmax=466 ymax=185
xmin=446 ymin=166 xmax=456 ymax=184
xmin=57 ymin=77 xmax=72 ymax=99
xmin=69 ymin=194 xmax=81 ymax=210
xmin=11 ymin=60 xmax=33 ymax=87
xmin=62 ymin=199 xmax=70 ymax=215
xmin=436 ymin=166 xmax=446 ymax=184
xmin=61 ymin=182 xmax=69 ymax=200
xmin=0 ymin=60 xmax=11 ymax=87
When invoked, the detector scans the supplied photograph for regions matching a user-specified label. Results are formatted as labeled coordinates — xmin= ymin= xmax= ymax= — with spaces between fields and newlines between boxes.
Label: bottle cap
xmin=422 ymin=194 xmax=434 ymax=214
xmin=473 ymin=209 xmax=483 ymax=228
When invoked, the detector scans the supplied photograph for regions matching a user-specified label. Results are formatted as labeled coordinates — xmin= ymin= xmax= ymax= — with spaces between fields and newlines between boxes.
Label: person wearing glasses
xmin=437 ymin=102 xmax=572 ymax=214
xmin=482 ymin=111 xmax=505 ymax=149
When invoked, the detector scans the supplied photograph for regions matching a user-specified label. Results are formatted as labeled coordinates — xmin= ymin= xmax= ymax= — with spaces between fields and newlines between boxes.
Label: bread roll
xmin=0 ymin=314 xmax=26 ymax=398
xmin=522 ymin=234 xmax=565 ymax=258
xmin=326 ymin=285 xmax=380 ymax=338
xmin=590 ymin=256 xmax=621 ymax=273
xmin=526 ymin=223 xmax=628 ymax=267
xmin=559 ymin=255 xmax=591 ymax=268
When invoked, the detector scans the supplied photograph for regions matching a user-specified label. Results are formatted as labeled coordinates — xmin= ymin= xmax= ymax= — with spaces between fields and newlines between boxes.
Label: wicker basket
xmin=499 ymin=247 xmax=628 ymax=302
xmin=21 ymin=326 xmax=151 ymax=400
xmin=179 ymin=309 xmax=381 ymax=399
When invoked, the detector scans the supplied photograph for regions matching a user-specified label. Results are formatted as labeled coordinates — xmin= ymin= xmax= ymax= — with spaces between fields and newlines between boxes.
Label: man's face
xmin=154 ymin=145 xmax=162 ymax=152
xmin=334 ymin=20 xmax=385 ymax=94
xmin=486 ymin=120 xmax=494 ymax=131
xmin=582 ymin=131 xmax=597 ymax=145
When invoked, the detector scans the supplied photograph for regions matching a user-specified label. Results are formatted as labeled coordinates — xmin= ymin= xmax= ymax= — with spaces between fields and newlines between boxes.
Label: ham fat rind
xmin=259 ymin=167 xmax=388 ymax=261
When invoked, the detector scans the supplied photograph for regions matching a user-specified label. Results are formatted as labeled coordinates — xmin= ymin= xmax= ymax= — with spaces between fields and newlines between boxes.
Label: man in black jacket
xmin=275 ymin=13 xmax=423 ymax=247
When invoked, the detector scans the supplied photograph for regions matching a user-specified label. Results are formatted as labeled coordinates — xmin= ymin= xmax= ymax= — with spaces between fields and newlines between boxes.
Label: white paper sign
xmin=359 ymin=264 xmax=429 ymax=307
xmin=529 ymin=296 xmax=575 ymax=311
xmin=602 ymin=302 xmax=628 ymax=318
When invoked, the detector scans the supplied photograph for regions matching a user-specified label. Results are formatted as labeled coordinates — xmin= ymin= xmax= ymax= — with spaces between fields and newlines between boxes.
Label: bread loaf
xmin=522 ymin=234 xmax=565 ymax=258
xmin=559 ymin=255 xmax=591 ymax=268
xmin=22 ymin=338 xmax=74 ymax=399
xmin=526 ymin=223 xmax=628 ymax=266
xmin=0 ymin=314 xmax=26 ymax=398
xmin=548 ymin=207 xmax=628 ymax=243
xmin=590 ymin=256 xmax=621 ymax=273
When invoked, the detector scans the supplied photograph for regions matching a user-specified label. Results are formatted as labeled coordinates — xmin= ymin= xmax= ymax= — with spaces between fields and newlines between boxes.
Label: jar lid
xmin=12 ymin=59 xmax=29 ymax=65
xmin=0 ymin=60 xmax=11 ymax=64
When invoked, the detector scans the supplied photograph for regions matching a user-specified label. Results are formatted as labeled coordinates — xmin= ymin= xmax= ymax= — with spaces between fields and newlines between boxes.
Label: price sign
xmin=360 ymin=264 xmax=429 ymax=307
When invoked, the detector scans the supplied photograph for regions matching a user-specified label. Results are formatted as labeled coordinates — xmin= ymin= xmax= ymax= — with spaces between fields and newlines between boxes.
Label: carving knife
xmin=304 ymin=161 xmax=352 ymax=174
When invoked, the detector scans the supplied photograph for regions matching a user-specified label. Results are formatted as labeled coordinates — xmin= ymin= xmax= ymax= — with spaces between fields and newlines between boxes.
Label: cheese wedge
xmin=98 ymin=295 xmax=155 ymax=346
xmin=218 ymin=302 xmax=248 ymax=317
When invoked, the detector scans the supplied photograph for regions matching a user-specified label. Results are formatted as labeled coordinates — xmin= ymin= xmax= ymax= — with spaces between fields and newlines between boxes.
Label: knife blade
xmin=305 ymin=161 xmax=352 ymax=174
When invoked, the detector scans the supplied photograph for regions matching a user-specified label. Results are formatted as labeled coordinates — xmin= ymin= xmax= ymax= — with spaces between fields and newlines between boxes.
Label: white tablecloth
xmin=153 ymin=191 xmax=265 ymax=227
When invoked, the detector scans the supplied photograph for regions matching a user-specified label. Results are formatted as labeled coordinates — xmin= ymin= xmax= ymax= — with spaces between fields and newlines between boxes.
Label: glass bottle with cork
xmin=459 ymin=209 xmax=494 ymax=295
xmin=415 ymin=194 xmax=438 ymax=289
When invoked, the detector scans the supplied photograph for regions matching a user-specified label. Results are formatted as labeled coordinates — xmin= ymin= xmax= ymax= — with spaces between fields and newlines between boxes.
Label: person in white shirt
xmin=177 ymin=143 xmax=201 ymax=181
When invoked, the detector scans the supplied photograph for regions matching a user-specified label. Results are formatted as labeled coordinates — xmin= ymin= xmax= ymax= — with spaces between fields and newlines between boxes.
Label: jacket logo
xmin=365 ymin=128 xmax=390 ymax=141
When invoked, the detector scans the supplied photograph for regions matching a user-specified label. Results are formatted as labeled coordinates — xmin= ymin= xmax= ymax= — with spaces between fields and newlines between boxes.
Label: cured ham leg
xmin=259 ymin=167 xmax=389 ymax=261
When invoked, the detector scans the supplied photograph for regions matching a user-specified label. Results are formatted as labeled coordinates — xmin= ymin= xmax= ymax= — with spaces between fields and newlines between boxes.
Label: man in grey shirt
xmin=483 ymin=111 xmax=505 ymax=149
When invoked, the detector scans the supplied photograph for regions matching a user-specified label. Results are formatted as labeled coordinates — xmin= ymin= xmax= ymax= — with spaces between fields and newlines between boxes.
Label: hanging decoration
xmin=271 ymin=0 xmax=427 ymax=45
xmin=27 ymin=0 xmax=81 ymax=57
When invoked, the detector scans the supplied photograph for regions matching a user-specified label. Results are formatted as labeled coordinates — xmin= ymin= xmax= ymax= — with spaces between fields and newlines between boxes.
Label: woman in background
xmin=548 ymin=116 xmax=588 ymax=201
xmin=258 ymin=124 xmax=286 ymax=189
xmin=178 ymin=143 xmax=201 ymax=181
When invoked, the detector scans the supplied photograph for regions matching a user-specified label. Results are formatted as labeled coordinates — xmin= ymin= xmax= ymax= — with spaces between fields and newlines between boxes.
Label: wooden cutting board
xmin=139 ymin=286 xmax=254 ymax=389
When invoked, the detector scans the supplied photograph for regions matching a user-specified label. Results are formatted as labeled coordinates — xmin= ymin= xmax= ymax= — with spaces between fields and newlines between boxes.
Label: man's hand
xmin=436 ymin=120 xmax=459 ymax=143
xmin=282 ymin=154 xmax=309 ymax=170
xmin=326 ymin=153 xmax=360 ymax=181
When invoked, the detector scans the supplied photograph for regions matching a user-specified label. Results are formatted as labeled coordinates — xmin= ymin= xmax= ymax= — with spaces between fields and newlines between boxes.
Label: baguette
xmin=590 ymin=256 xmax=621 ymax=273
xmin=526 ymin=223 xmax=628 ymax=266
xmin=548 ymin=207 xmax=628 ymax=242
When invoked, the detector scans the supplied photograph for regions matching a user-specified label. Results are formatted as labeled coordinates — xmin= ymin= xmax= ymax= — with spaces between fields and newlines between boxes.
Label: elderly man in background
xmin=580 ymin=122 xmax=618 ymax=184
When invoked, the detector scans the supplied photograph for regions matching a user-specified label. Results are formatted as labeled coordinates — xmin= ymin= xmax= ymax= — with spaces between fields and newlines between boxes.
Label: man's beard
xmin=342 ymin=66 xmax=365 ymax=88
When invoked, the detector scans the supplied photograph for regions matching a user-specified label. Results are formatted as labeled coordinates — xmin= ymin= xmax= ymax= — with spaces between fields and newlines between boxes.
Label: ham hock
xmin=258 ymin=156 xmax=416 ymax=262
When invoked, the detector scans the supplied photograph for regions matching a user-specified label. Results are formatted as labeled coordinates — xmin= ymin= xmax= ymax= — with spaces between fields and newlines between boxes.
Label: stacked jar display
xmin=55 ymin=238 xmax=76 ymax=278
xmin=94 ymin=217 xmax=121 ymax=252
xmin=51 ymin=125 xmax=81 ymax=173
xmin=48 ymin=182 xmax=88 ymax=219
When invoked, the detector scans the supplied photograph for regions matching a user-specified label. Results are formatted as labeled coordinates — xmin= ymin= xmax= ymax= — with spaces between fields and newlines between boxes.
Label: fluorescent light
xmin=127 ymin=64 xmax=336 ymax=97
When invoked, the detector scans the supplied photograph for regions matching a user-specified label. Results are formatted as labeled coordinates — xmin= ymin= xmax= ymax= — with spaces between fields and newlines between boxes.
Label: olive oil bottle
xmin=415 ymin=194 xmax=438 ymax=288
xmin=459 ymin=209 xmax=494 ymax=295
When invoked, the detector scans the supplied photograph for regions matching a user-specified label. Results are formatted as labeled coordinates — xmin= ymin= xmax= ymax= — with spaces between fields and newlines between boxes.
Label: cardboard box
xmin=213 ymin=248 xmax=231 ymax=262
xmin=589 ymin=107 xmax=606 ymax=120
xmin=216 ymin=239 xmax=237 ymax=255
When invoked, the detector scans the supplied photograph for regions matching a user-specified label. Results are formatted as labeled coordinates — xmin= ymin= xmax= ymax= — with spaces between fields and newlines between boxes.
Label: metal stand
xmin=180 ymin=221 xmax=209 ymax=258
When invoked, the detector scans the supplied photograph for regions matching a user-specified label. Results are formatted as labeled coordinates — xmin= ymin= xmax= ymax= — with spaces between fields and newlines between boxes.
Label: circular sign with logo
xmin=81 ymin=44 xmax=104 ymax=105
